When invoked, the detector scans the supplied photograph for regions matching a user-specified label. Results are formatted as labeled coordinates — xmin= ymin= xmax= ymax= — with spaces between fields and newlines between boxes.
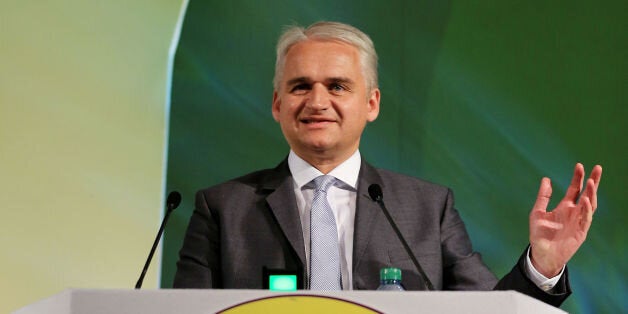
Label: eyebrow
xmin=327 ymin=77 xmax=354 ymax=85
xmin=285 ymin=76 xmax=355 ymax=87
xmin=286 ymin=77 xmax=311 ymax=87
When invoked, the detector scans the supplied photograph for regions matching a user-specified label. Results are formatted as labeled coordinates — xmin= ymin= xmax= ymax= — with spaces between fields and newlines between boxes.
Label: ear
xmin=271 ymin=91 xmax=281 ymax=122
xmin=366 ymin=88 xmax=380 ymax=122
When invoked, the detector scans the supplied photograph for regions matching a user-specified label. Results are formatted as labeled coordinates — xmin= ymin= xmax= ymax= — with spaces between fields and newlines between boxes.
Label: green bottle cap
xmin=380 ymin=267 xmax=402 ymax=281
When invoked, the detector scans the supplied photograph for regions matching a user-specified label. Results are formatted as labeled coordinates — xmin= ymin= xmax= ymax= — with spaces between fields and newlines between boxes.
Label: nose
xmin=306 ymin=83 xmax=330 ymax=110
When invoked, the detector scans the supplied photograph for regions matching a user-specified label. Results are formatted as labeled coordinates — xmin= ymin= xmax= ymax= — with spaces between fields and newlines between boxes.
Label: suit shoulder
xmin=198 ymin=166 xmax=280 ymax=194
xmin=374 ymin=167 xmax=451 ymax=197
xmin=198 ymin=157 xmax=291 ymax=196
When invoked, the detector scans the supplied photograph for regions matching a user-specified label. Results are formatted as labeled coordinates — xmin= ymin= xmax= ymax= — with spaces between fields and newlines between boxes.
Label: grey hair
xmin=273 ymin=21 xmax=378 ymax=92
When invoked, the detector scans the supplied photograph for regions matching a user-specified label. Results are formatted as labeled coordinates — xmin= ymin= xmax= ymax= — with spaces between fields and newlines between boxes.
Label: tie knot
xmin=313 ymin=175 xmax=336 ymax=193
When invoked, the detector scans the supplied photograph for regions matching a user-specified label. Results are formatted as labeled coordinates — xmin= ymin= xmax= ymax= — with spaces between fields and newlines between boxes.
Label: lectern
xmin=15 ymin=289 xmax=566 ymax=313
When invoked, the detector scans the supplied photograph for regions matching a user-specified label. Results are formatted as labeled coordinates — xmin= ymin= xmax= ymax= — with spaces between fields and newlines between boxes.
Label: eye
xmin=290 ymin=83 xmax=310 ymax=94
xmin=329 ymin=83 xmax=346 ymax=93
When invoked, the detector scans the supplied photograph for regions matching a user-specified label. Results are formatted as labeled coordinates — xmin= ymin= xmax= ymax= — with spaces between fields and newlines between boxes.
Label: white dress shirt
xmin=288 ymin=150 xmax=360 ymax=290
xmin=287 ymin=149 xmax=563 ymax=291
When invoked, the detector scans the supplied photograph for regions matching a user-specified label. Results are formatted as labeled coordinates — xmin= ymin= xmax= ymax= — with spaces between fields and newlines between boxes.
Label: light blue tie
xmin=309 ymin=175 xmax=341 ymax=290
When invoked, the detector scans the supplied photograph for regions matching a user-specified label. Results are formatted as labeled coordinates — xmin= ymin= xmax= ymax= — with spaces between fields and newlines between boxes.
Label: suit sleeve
xmin=173 ymin=190 xmax=222 ymax=288
xmin=494 ymin=249 xmax=571 ymax=307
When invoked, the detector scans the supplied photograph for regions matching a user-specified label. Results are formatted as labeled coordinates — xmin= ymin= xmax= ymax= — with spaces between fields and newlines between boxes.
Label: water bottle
xmin=376 ymin=267 xmax=405 ymax=291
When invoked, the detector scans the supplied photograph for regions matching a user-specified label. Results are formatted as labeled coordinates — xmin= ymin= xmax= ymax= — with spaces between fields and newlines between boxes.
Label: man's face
xmin=272 ymin=39 xmax=380 ymax=164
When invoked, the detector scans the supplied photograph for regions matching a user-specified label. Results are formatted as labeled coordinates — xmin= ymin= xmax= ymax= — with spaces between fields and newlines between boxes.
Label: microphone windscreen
xmin=368 ymin=184 xmax=383 ymax=202
xmin=166 ymin=191 xmax=182 ymax=211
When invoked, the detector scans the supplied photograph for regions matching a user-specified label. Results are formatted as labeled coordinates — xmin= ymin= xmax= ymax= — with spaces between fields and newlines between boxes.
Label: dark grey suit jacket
xmin=174 ymin=159 xmax=570 ymax=307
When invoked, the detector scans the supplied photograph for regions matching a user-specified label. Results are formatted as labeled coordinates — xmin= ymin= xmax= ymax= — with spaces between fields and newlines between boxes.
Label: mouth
xmin=300 ymin=117 xmax=335 ymax=124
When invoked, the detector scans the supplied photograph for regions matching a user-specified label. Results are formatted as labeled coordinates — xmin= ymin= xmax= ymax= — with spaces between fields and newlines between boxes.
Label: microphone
xmin=135 ymin=191 xmax=182 ymax=289
xmin=368 ymin=184 xmax=434 ymax=290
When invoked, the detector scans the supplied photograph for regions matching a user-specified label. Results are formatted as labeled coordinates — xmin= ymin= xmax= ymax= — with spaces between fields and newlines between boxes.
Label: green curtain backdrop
xmin=163 ymin=1 xmax=626 ymax=313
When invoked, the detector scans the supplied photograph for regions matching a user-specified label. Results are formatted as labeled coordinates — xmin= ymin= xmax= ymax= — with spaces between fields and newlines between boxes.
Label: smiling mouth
xmin=300 ymin=117 xmax=334 ymax=124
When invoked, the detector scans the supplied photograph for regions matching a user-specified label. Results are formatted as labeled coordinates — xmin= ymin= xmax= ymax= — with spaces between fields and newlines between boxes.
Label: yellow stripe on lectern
xmin=220 ymin=295 xmax=380 ymax=314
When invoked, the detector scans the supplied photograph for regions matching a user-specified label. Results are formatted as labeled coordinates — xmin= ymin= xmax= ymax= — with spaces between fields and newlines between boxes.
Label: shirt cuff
xmin=524 ymin=247 xmax=565 ymax=292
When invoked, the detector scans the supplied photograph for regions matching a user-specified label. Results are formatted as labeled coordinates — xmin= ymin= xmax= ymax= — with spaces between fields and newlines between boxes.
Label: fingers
xmin=590 ymin=165 xmax=603 ymax=188
xmin=584 ymin=178 xmax=598 ymax=211
xmin=579 ymin=196 xmax=593 ymax=233
xmin=563 ymin=163 xmax=585 ymax=203
xmin=591 ymin=165 xmax=602 ymax=208
xmin=532 ymin=177 xmax=552 ymax=213
xmin=580 ymin=164 xmax=603 ymax=210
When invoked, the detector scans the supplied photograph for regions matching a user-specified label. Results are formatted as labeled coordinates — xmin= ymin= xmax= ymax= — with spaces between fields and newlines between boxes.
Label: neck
xmin=293 ymin=149 xmax=357 ymax=174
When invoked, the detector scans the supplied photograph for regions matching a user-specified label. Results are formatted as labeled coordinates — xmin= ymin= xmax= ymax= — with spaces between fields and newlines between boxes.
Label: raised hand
xmin=529 ymin=163 xmax=603 ymax=277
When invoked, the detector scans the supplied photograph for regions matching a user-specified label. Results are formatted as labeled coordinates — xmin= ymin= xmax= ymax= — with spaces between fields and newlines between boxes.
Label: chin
xmin=307 ymin=142 xmax=333 ymax=152
xmin=293 ymin=140 xmax=333 ymax=154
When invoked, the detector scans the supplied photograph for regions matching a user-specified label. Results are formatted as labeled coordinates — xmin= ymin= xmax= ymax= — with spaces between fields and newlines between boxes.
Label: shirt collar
xmin=288 ymin=150 xmax=361 ymax=190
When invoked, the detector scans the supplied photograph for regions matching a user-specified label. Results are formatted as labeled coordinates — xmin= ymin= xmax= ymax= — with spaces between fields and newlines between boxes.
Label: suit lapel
xmin=263 ymin=160 xmax=307 ymax=266
xmin=352 ymin=160 xmax=384 ymax=271
xmin=261 ymin=159 xmax=385 ymax=279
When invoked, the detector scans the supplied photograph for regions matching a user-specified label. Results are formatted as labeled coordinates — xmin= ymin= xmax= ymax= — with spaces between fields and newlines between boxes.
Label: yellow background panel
xmin=0 ymin=1 xmax=185 ymax=312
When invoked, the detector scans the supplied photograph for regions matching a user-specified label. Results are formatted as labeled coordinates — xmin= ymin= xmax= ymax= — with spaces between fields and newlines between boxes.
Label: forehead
xmin=282 ymin=39 xmax=363 ymax=81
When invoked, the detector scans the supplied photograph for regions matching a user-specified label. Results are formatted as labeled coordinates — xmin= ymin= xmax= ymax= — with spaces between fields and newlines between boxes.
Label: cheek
xmin=339 ymin=102 xmax=369 ymax=118
xmin=282 ymin=101 xmax=302 ymax=118
xmin=277 ymin=105 xmax=299 ymax=125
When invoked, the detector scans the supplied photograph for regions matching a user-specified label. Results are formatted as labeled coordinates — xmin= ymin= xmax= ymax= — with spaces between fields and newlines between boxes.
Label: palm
xmin=529 ymin=163 xmax=602 ymax=277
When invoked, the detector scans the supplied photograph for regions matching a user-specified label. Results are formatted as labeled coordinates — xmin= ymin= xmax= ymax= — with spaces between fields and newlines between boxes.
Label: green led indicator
xmin=269 ymin=275 xmax=297 ymax=291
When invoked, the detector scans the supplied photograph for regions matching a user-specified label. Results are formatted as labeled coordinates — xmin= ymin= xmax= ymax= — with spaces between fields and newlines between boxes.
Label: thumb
xmin=532 ymin=177 xmax=552 ymax=213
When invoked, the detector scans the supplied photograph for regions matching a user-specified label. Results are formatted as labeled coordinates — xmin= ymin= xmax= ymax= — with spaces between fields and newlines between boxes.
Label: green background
xmin=163 ymin=1 xmax=626 ymax=312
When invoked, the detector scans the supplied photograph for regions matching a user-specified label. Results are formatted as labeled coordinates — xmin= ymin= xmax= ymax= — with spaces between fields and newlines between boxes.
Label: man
xmin=174 ymin=21 xmax=602 ymax=307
